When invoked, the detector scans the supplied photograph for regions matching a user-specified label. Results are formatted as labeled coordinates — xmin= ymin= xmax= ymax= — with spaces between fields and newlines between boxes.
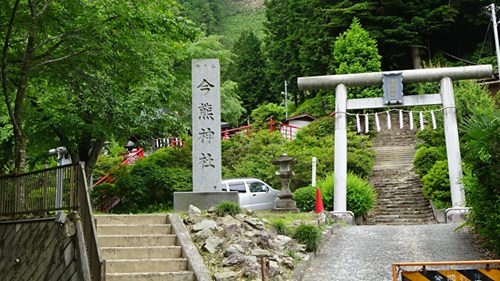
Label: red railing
xmin=280 ymin=123 xmax=300 ymax=140
xmin=93 ymin=148 xmax=144 ymax=187
xmin=222 ymin=125 xmax=251 ymax=139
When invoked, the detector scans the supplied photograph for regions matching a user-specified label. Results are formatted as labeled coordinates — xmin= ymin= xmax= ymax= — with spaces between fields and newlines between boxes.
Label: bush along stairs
xmin=366 ymin=112 xmax=436 ymax=225
xmin=95 ymin=214 xmax=209 ymax=281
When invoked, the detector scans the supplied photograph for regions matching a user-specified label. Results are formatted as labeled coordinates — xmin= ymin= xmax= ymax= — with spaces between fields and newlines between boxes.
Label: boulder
xmin=224 ymin=244 xmax=245 ymax=257
xmin=194 ymin=228 xmax=213 ymax=241
xmin=203 ymin=236 xmax=224 ymax=253
xmin=217 ymin=215 xmax=242 ymax=227
xmin=193 ymin=219 xmax=218 ymax=232
xmin=187 ymin=205 xmax=201 ymax=215
xmin=222 ymin=253 xmax=246 ymax=266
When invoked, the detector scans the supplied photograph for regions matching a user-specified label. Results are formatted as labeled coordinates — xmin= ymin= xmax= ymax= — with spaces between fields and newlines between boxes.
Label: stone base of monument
xmin=445 ymin=207 xmax=469 ymax=223
xmin=174 ymin=191 xmax=239 ymax=211
xmin=273 ymin=199 xmax=300 ymax=213
xmin=329 ymin=211 xmax=355 ymax=225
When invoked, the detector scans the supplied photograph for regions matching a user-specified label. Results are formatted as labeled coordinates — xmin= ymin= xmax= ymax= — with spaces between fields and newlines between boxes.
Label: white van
xmin=221 ymin=178 xmax=280 ymax=211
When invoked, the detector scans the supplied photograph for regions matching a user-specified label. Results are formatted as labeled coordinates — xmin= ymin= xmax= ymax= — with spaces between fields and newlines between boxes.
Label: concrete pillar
xmin=440 ymin=77 xmax=466 ymax=207
xmin=333 ymin=84 xmax=354 ymax=223
xmin=334 ymin=84 xmax=348 ymax=212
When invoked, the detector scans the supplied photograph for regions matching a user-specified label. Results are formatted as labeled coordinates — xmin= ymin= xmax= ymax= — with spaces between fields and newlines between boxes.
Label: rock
xmin=241 ymin=263 xmax=260 ymax=280
xmin=317 ymin=211 xmax=327 ymax=225
xmin=269 ymin=260 xmax=281 ymax=277
xmin=207 ymin=206 xmax=216 ymax=213
xmin=245 ymin=209 xmax=255 ymax=216
xmin=244 ymin=217 xmax=265 ymax=230
xmin=222 ymin=253 xmax=246 ymax=266
xmin=194 ymin=228 xmax=213 ymax=241
xmin=187 ymin=205 xmax=201 ymax=215
xmin=223 ymin=224 xmax=243 ymax=237
xmin=253 ymin=231 xmax=272 ymax=249
xmin=203 ymin=236 xmax=224 ymax=253
xmin=224 ymin=244 xmax=245 ymax=257
xmin=217 ymin=215 xmax=242 ymax=227
xmin=273 ymin=235 xmax=293 ymax=247
xmin=231 ymin=237 xmax=254 ymax=249
xmin=244 ymin=255 xmax=257 ymax=264
xmin=214 ymin=271 xmax=239 ymax=281
xmin=193 ymin=219 xmax=218 ymax=232
xmin=251 ymin=248 xmax=270 ymax=257
xmin=280 ymin=256 xmax=295 ymax=269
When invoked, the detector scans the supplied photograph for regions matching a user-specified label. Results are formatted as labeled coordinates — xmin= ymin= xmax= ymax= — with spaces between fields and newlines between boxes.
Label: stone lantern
xmin=271 ymin=153 xmax=299 ymax=212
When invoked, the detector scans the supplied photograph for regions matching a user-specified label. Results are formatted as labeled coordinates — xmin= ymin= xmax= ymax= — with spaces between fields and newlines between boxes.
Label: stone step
xmin=105 ymin=258 xmax=188 ymax=273
xmin=95 ymin=214 xmax=169 ymax=225
xmin=106 ymin=272 xmax=195 ymax=281
xmin=97 ymin=224 xmax=172 ymax=235
xmin=98 ymin=235 xmax=177 ymax=247
xmin=101 ymin=246 xmax=182 ymax=259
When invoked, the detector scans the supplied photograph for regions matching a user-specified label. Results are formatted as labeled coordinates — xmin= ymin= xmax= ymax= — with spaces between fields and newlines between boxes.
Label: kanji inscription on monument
xmin=192 ymin=59 xmax=221 ymax=192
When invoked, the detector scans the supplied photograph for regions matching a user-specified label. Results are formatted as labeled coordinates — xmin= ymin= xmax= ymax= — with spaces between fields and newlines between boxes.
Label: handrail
xmin=78 ymin=162 xmax=104 ymax=281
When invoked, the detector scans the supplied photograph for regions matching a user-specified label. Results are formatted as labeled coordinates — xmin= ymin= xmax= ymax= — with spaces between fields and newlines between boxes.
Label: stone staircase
xmin=366 ymin=112 xmax=436 ymax=225
xmin=95 ymin=214 xmax=196 ymax=281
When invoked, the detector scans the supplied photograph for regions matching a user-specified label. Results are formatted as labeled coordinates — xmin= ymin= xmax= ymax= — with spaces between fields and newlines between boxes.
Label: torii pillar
xmin=298 ymin=65 xmax=493 ymax=223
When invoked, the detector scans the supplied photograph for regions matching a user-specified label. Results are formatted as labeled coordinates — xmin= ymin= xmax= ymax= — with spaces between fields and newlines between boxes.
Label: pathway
xmin=301 ymin=223 xmax=486 ymax=280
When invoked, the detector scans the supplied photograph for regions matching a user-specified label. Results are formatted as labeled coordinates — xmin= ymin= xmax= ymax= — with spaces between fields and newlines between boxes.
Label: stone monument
xmin=272 ymin=154 xmax=299 ymax=212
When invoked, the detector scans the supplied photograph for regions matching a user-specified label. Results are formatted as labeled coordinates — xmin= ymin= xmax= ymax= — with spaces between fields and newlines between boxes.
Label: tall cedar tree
xmin=232 ymin=30 xmax=272 ymax=113
xmin=331 ymin=18 xmax=382 ymax=99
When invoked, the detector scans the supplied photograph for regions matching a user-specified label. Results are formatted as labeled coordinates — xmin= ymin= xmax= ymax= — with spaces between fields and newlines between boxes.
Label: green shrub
xmin=346 ymin=172 xmax=376 ymax=217
xmin=413 ymin=146 xmax=446 ymax=178
xmin=462 ymin=109 xmax=500 ymax=256
xmin=421 ymin=160 xmax=451 ymax=209
xmin=318 ymin=175 xmax=334 ymax=212
xmin=293 ymin=224 xmax=322 ymax=253
xmin=214 ymin=201 xmax=241 ymax=217
xmin=271 ymin=219 xmax=290 ymax=236
xmin=293 ymin=173 xmax=375 ymax=216
xmin=294 ymin=186 xmax=317 ymax=212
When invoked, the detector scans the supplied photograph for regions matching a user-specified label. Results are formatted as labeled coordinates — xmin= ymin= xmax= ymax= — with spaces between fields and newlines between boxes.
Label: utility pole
xmin=281 ymin=81 xmax=288 ymax=119
xmin=487 ymin=3 xmax=500 ymax=78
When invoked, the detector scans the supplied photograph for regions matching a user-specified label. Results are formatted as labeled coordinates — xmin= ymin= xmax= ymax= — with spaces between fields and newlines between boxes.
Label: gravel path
xmin=301 ymin=223 xmax=486 ymax=281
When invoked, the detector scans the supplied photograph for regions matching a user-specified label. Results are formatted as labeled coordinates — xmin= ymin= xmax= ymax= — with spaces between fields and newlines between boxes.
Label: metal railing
xmin=0 ymin=164 xmax=79 ymax=217
xmin=0 ymin=164 xmax=103 ymax=281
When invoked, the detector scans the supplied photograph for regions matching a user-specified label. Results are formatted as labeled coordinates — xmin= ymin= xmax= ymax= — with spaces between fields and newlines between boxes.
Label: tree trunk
xmin=410 ymin=46 xmax=423 ymax=69
xmin=72 ymin=139 xmax=105 ymax=185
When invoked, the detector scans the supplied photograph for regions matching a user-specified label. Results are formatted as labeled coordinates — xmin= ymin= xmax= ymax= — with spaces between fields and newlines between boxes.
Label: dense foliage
xmin=462 ymin=109 xmax=500 ymax=256
xmin=294 ymin=173 xmax=376 ymax=217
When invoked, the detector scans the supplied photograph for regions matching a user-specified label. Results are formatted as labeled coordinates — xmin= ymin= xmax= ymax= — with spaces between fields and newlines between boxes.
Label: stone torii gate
xmin=297 ymin=65 xmax=493 ymax=223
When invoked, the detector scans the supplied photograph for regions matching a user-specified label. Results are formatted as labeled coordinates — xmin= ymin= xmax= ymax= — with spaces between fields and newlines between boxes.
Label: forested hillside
xmin=1 ymin=0 xmax=499 ymax=171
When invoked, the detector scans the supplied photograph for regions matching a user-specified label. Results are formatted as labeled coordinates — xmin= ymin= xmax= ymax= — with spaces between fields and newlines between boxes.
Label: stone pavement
xmin=299 ymin=223 xmax=486 ymax=281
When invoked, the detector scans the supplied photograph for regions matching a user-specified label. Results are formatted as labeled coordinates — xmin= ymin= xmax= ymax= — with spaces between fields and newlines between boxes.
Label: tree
xmin=231 ymin=30 xmax=272 ymax=112
xmin=1 ymin=0 xmax=198 ymax=176
xmin=330 ymin=18 xmax=382 ymax=99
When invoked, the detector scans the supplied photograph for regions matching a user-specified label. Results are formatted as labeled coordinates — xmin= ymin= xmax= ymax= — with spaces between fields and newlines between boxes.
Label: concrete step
xmin=105 ymin=258 xmax=188 ymax=273
xmin=106 ymin=272 xmax=195 ymax=281
xmin=101 ymin=246 xmax=182 ymax=259
xmin=97 ymin=224 xmax=172 ymax=235
xmin=98 ymin=235 xmax=177 ymax=247
xmin=95 ymin=214 xmax=169 ymax=225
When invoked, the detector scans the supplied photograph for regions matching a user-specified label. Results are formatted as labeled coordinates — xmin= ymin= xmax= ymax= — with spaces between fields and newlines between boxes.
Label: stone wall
xmin=0 ymin=218 xmax=84 ymax=281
